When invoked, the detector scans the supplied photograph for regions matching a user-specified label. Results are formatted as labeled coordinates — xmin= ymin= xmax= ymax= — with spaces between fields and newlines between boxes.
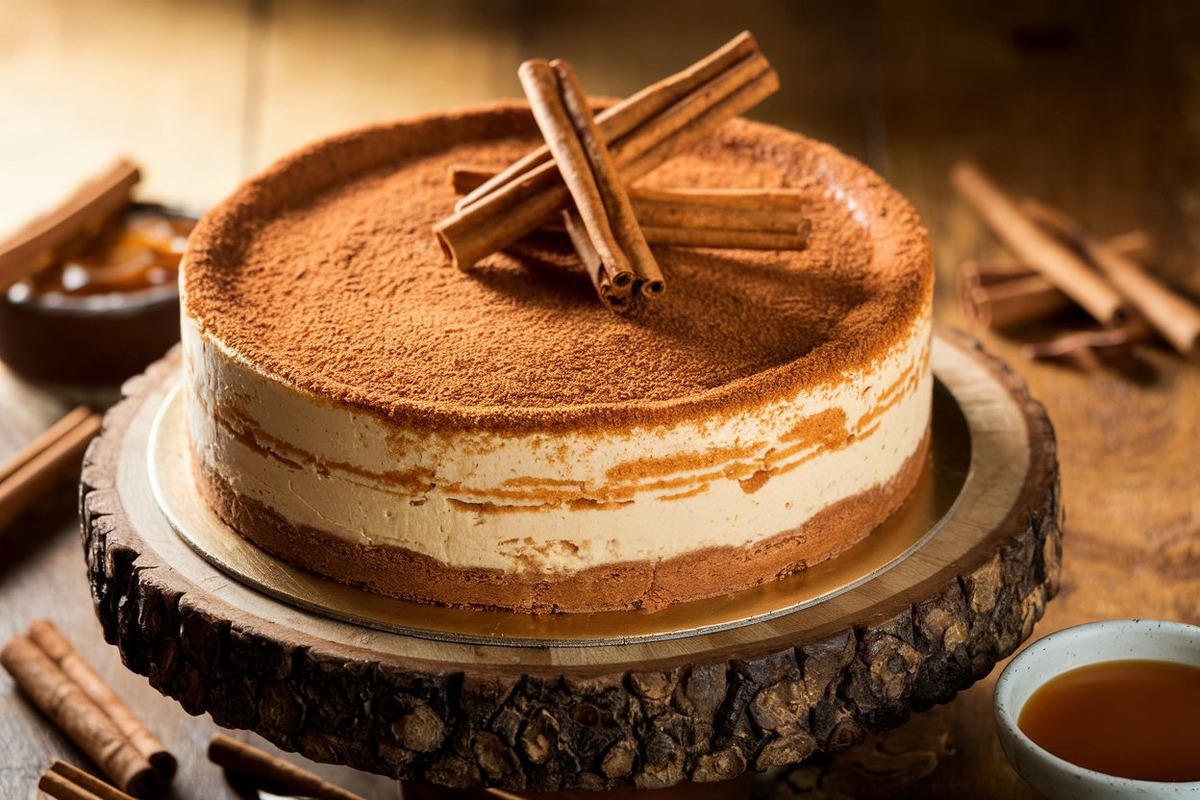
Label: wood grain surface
xmin=1 ymin=1 xmax=1197 ymax=798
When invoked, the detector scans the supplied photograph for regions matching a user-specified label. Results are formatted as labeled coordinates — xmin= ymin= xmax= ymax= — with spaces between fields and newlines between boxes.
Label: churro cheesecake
xmin=180 ymin=98 xmax=933 ymax=613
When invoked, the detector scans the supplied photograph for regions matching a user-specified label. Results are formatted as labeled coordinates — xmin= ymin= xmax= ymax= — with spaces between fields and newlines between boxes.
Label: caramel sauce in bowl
xmin=0 ymin=203 xmax=196 ymax=388
xmin=994 ymin=619 xmax=1200 ymax=799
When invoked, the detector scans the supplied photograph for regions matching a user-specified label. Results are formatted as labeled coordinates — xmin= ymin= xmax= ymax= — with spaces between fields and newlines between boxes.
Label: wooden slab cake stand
xmin=80 ymin=329 xmax=1061 ymax=794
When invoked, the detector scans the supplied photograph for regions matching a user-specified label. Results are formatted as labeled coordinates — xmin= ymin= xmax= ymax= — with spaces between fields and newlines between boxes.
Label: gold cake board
xmin=81 ymin=330 xmax=1061 ymax=792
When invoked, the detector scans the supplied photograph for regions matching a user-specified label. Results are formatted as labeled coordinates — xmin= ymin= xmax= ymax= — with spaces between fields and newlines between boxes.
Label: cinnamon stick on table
xmin=0 ymin=637 xmax=155 ymax=797
xmin=949 ymin=160 xmax=1130 ymax=326
xmin=208 ymin=733 xmax=365 ymax=800
xmin=29 ymin=620 xmax=176 ymax=785
xmin=0 ymin=406 xmax=101 ymax=534
xmin=960 ymin=272 xmax=1073 ymax=330
xmin=0 ymin=158 xmax=139 ymax=293
xmin=435 ymin=32 xmax=778 ymax=269
xmin=1023 ymin=325 xmax=1153 ymax=363
xmin=1022 ymin=199 xmax=1200 ymax=355
xmin=958 ymin=231 xmax=1158 ymax=330
xmin=40 ymin=760 xmax=137 ymax=800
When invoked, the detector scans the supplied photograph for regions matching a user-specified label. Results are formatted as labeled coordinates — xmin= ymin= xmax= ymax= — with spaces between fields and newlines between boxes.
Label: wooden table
xmin=2 ymin=2 xmax=1197 ymax=798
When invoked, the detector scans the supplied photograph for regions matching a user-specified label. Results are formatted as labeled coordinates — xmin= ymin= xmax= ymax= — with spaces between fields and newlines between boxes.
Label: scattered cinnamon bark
xmin=958 ymin=231 xmax=1160 ymax=331
xmin=950 ymin=161 xmax=1199 ymax=363
xmin=950 ymin=160 xmax=1129 ymax=326
xmin=0 ymin=158 xmax=139 ymax=293
xmin=29 ymin=620 xmax=176 ymax=785
xmin=959 ymin=271 xmax=1071 ymax=330
xmin=962 ymin=229 xmax=1155 ymax=288
xmin=0 ymin=406 xmax=101 ymax=534
xmin=1022 ymin=200 xmax=1200 ymax=356
xmin=519 ymin=57 xmax=662 ymax=310
xmin=1022 ymin=325 xmax=1153 ymax=363
xmin=0 ymin=636 xmax=156 ymax=797
xmin=434 ymin=32 xmax=778 ymax=271
xmin=40 ymin=760 xmax=137 ymax=800
xmin=208 ymin=733 xmax=366 ymax=800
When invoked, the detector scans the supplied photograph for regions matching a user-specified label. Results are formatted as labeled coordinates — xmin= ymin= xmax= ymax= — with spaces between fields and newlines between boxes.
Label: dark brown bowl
xmin=0 ymin=202 xmax=195 ymax=388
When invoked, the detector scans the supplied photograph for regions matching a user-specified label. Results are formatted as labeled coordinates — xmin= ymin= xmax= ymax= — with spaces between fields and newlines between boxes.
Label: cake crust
xmin=194 ymin=432 xmax=929 ymax=613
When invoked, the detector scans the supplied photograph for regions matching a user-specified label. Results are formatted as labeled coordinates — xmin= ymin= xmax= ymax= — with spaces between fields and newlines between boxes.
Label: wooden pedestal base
xmin=81 ymin=331 xmax=1061 ymax=792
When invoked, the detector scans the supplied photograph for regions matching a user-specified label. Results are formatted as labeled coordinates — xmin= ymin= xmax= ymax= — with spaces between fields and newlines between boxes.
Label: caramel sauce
xmin=1018 ymin=659 xmax=1200 ymax=782
xmin=18 ymin=209 xmax=193 ymax=299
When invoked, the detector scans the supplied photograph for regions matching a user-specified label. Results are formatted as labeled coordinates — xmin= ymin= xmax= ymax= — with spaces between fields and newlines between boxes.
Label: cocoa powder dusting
xmin=184 ymin=103 xmax=931 ymax=433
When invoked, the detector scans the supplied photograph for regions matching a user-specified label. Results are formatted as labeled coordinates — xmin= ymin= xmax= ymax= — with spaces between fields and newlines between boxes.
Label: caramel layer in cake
xmin=181 ymin=102 xmax=934 ymax=613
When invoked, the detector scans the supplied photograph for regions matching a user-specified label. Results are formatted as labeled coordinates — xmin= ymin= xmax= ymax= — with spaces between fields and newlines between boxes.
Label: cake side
xmin=183 ymin=309 xmax=931 ymax=611
xmin=191 ymin=430 xmax=930 ymax=613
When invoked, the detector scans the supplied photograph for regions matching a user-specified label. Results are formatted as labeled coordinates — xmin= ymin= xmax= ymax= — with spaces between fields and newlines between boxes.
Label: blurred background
xmin=3 ymin=0 xmax=1198 ymax=314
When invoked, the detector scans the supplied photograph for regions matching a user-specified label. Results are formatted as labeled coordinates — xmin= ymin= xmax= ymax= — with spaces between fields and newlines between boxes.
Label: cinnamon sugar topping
xmin=183 ymin=104 xmax=930 ymax=433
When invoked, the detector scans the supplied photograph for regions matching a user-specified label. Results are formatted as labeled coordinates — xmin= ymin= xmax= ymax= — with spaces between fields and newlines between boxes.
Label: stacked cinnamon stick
xmin=208 ymin=733 xmax=366 ymax=800
xmin=450 ymin=167 xmax=812 ymax=251
xmin=1 ymin=620 xmax=174 ymax=798
xmin=0 ymin=406 xmax=101 ymax=534
xmin=436 ymin=32 xmax=811 ymax=314
xmin=951 ymin=160 xmax=1200 ymax=361
xmin=38 ymin=759 xmax=140 ymax=800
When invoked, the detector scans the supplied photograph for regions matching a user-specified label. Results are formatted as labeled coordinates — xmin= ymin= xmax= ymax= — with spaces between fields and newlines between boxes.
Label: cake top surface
xmin=183 ymin=103 xmax=931 ymax=432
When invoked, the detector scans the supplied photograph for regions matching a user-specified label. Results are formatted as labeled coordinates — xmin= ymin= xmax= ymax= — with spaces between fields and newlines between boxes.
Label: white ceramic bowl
xmin=994 ymin=619 xmax=1200 ymax=799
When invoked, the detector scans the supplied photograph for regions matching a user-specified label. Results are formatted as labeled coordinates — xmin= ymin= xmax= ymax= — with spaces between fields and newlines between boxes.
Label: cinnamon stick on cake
xmin=449 ymin=166 xmax=812 ymax=251
xmin=434 ymin=31 xmax=779 ymax=272
xmin=520 ymin=57 xmax=663 ymax=310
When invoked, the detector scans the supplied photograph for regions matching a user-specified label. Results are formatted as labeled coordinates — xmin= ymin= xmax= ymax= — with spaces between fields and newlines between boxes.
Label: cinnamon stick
xmin=563 ymin=208 xmax=632 ymax=312
xmin=450 ymin=167 xmax=811 ymax=245
xmin=208 ymin=733 xmax=365 ymax=800
xmin=633 ymin=198 xmax=805 ymax=234
xmin=29 ymin=621 xmax=176 ymax=785
xmin=1023 ymin=325 xmax=1153 ymax=362
xmin=1022 ymin=200 xmax=1200 ymax=355
xmin=630 ymin=185 xmax=808 ymax=211
xmin=958 ymin=230 xmax=1159 ymax=329
xmin=0 ymin=407 xmax=101 ymax=533
xmin=0 ymin=159 xmax=139 ymax=293
xmin=555 ymin=59 xmax=664 ymax=295
xmin=435 ymin=39 xmax=777 ymax=269
xmin=1 ymin=637 xmax=154 ymax=797
xmin=950 ymin=160 xmax=1129 ymax=326
xmin=0 ymin=406 xmax=92 ymax=486
xmin=960 ymin=272 xmax=1072 ymax=329
xmin=638 ymin=224 xmax=810 ymax=251
xmin=962 ymin=231 xmax=1155 ymax=287
xmin=455 ymin=31 xmax=760 ymax=213
xmin=39 ymin=771 xmax=109 ymax=800
xmin=43 ymin=761 xmax=137 ymax=800
xmin=520 ymin=57 xmax=662 ymax=305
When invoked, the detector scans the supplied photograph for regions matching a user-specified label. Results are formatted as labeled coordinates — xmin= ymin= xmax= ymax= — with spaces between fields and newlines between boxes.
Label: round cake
xmin=180 ymin=102 xmax=933 ymax=614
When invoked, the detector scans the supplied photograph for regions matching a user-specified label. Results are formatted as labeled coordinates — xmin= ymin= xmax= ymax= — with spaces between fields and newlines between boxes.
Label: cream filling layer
xmin=182 ymin=308 xmax=932 ymax=575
